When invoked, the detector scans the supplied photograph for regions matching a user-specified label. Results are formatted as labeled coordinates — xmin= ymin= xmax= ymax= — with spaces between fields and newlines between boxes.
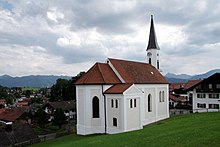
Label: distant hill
xmin=165 ymin=69 xmax=220 ymax=83
xmin=165 ymin=73 xmax=192 ymax=80
xmin=0 ymin=75 xmax=72 ymax=88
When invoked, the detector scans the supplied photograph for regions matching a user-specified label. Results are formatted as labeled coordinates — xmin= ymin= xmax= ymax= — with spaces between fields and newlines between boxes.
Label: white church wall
xmin=125 ymin=96 xmax=142 ymax=131
xmin=136 ymin=84 xmax=169 ymax=125
xmin=106 ymin=94 xmax=124 ymax=134
xmin=76 ymin=85 xmax=112 ymax=135
xmin=123 ymin=85 xmax=144 ymax=132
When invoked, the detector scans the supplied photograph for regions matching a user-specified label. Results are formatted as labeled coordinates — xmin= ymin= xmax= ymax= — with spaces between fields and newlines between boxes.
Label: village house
xmin=187 ymin=73 xmax=220 ymax=113
xmin=75 ymin=15 xmax=169 ymax=135
xmin=43 ymin=100 xmax=76 ymax=121
xmin=0 ymin=107 xmax=28 ymax=125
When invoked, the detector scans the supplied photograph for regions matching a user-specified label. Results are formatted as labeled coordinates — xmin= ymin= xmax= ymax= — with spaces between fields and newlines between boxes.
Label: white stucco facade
xmin=76 ymin=85 xmax=112 ymax=135
xmin=189 ymin=89 xmax=220 ymax=113
xmin=76 ymin=83 xmax=169 ymax=135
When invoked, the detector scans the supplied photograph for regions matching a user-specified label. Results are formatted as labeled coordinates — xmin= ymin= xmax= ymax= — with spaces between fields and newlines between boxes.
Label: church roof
xmin=108 ymin=58 xmax=168 ymax=84
xmin=146 ymin=15 xmax=160 ymax=50
xmin=104 ymin=83 xmax=132 ymax=94
xmin=75 ymin=58 xmax=167 ymax=85
xmin=74 ymin=63 xmax=121 ymax=85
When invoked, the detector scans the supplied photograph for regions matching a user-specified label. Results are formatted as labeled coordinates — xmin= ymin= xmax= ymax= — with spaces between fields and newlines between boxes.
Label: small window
xmin=148 ymin=94 xmax=152 ymax=112
xmin=149 ymin=58 xmax=151 ymax=65
xmin=209 ymin=84 xmax=212 ymax=89
xmin=216 ymin=84 xmax=220 ymax=89
xmin=197 ymin=103 xmax=206 ymax=108
xmin=159 ymin=91 xmax=162 ymax=102
xmin=111 ymin=99 xmax=114 ymax=108
xmin=115 ymin=99 xmax=118 ymax=108
xmin=134 ymin=99 xmax=136 ymax=107
xmin=209 ymin=104 xmax=219 ymax=109
xmin=113 ymin=117 xmax=117 ymax=127
xmin=197 ymin=94 xmax=206 ymax=98
xmin=130 ymin=99 xmax=133 ymax=108
xmin=162 ymin=91 xmax=165 ymax=102
xmin=157 ymin=60 xmax=159 ymax=69
xmin=209 ymin=94 xmax=219 ymax=99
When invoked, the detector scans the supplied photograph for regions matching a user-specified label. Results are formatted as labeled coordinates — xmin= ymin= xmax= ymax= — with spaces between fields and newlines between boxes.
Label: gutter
xmin=102 ymin=85 xmax=107 ymax=134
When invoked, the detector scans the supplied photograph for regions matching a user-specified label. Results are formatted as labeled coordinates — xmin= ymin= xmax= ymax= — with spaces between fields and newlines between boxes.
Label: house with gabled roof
xmin=43 ymin=100 xmax=76 ymax=121
xmin=187 ymin=73 xmax=220 ymax=113
xmin=75 ymin=15 xmax=169 ymax=135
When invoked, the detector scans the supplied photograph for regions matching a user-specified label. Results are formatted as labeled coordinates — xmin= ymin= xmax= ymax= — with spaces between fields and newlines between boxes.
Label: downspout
xmin=102 ymin=85 xmax=107 ymax=134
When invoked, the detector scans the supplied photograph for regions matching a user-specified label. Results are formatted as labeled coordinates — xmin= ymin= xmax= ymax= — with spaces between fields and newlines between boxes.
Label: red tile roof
xmin=75 ymin=58 xmax=168 ymax=85
xmin=169 ymin=83 xmax=185 ymax=92
xmin=75 ymin=62 xmax=121 ymax=85
xmin=184 ymin=80 xmax=202 ymax=90
xmin=169 ymin=94 xmax=186 ymax=102
xmin=0 ymin=108 xmax=25 ymax=122
xmin=108 ymin=58 xmax=168 ymax=84
xmin=104 ymin=84 xmax=132 ymax=94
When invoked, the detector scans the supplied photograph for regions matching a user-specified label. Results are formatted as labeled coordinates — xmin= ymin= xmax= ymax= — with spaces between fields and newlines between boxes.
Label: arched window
xmin=159 ymin=91 xmax=162 ymax=102
xmin=162 ymin=91 xmax=165 ymax=102
xmin=149 ymin=58 xmax=151 ymax=65
xmin=157 ymin=60 xmax=159 ymax=69
xmin=148 ymin=94 xmax=152 ymax=112
xmin=92 ymin=96 xmax=99 ymax=118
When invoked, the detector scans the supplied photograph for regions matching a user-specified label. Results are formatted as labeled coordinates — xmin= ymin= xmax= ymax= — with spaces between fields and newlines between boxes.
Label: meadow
xmin=31 ymin=112 xmax=220 ymax=147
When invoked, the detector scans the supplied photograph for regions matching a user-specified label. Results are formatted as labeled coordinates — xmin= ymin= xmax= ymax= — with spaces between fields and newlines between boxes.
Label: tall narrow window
xmin=113 ymin=117 xmax=117 ymax=127
xmin=159 ymin=91 xmax=162 ymax=102
xmin=111 ymin=99 xmax=114 ymax=108
xmin=157 ymin=60 xmax=159 ymax=69
xmin=92 ymin=96 xmax=99 ymax=118
xmin=149 ymin=58 xmax=151 ymax=65
xmin=162 ymin=91 xmax=165 ymax=102
xmin=130 ymin=99 xmax=133 ymax=108
xmin=115 ymin=99 xmax=118 ymax=108
xmin=148 ymin=94 xmax=152 ymax=112
xmin=134 ymin=99 xmax=136 ymax=107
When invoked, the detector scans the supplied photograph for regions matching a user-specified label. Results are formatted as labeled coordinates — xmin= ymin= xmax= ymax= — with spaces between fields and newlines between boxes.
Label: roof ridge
xmin=108 ymin=58 xmax=148 ymax=65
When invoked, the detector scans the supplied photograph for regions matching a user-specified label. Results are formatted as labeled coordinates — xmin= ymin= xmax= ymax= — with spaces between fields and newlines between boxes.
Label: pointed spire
xmin=146 ymin=15 xmax=160 ymax=50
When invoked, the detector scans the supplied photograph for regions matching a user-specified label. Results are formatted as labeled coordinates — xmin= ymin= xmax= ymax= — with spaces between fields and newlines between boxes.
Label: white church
xmin=75 ymin=15 xmax=169 ymax=135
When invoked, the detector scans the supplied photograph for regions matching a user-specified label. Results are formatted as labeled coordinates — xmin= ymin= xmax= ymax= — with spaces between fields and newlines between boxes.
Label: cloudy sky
xmin=0 ymin=0 xmax=220 ymax=77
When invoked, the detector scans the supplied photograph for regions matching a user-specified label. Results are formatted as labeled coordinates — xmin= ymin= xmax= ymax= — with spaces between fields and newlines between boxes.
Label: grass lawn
xmin=30 ymin=112 xmax=220 ymax=147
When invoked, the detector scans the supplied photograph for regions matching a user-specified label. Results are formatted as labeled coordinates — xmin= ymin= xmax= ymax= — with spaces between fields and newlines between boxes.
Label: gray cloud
xmin=0 ymin=0 xmax=220 ymax=76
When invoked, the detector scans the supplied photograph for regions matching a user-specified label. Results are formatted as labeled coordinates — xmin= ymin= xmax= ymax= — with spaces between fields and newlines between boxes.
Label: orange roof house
xmin=0 ymin=108 xmax=26 ymax=123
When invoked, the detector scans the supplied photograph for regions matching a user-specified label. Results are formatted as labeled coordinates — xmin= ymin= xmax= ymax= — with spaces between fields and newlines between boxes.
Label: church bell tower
xmin=146 ymin=15 xmax=160 ymax=70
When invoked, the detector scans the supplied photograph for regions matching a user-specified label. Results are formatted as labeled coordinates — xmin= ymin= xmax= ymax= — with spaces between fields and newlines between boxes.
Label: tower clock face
xmin=147 ymin=52 xmax=152 ymax=56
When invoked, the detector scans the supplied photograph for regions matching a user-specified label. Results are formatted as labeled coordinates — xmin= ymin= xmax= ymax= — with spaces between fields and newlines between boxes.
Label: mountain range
xmin=0 ymin=75 xmax=71 ymax=88
xmin=0 ymin=69 xmax=220 ymax=88
xmin=165 ymin=69 xmax=220 ymax=83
